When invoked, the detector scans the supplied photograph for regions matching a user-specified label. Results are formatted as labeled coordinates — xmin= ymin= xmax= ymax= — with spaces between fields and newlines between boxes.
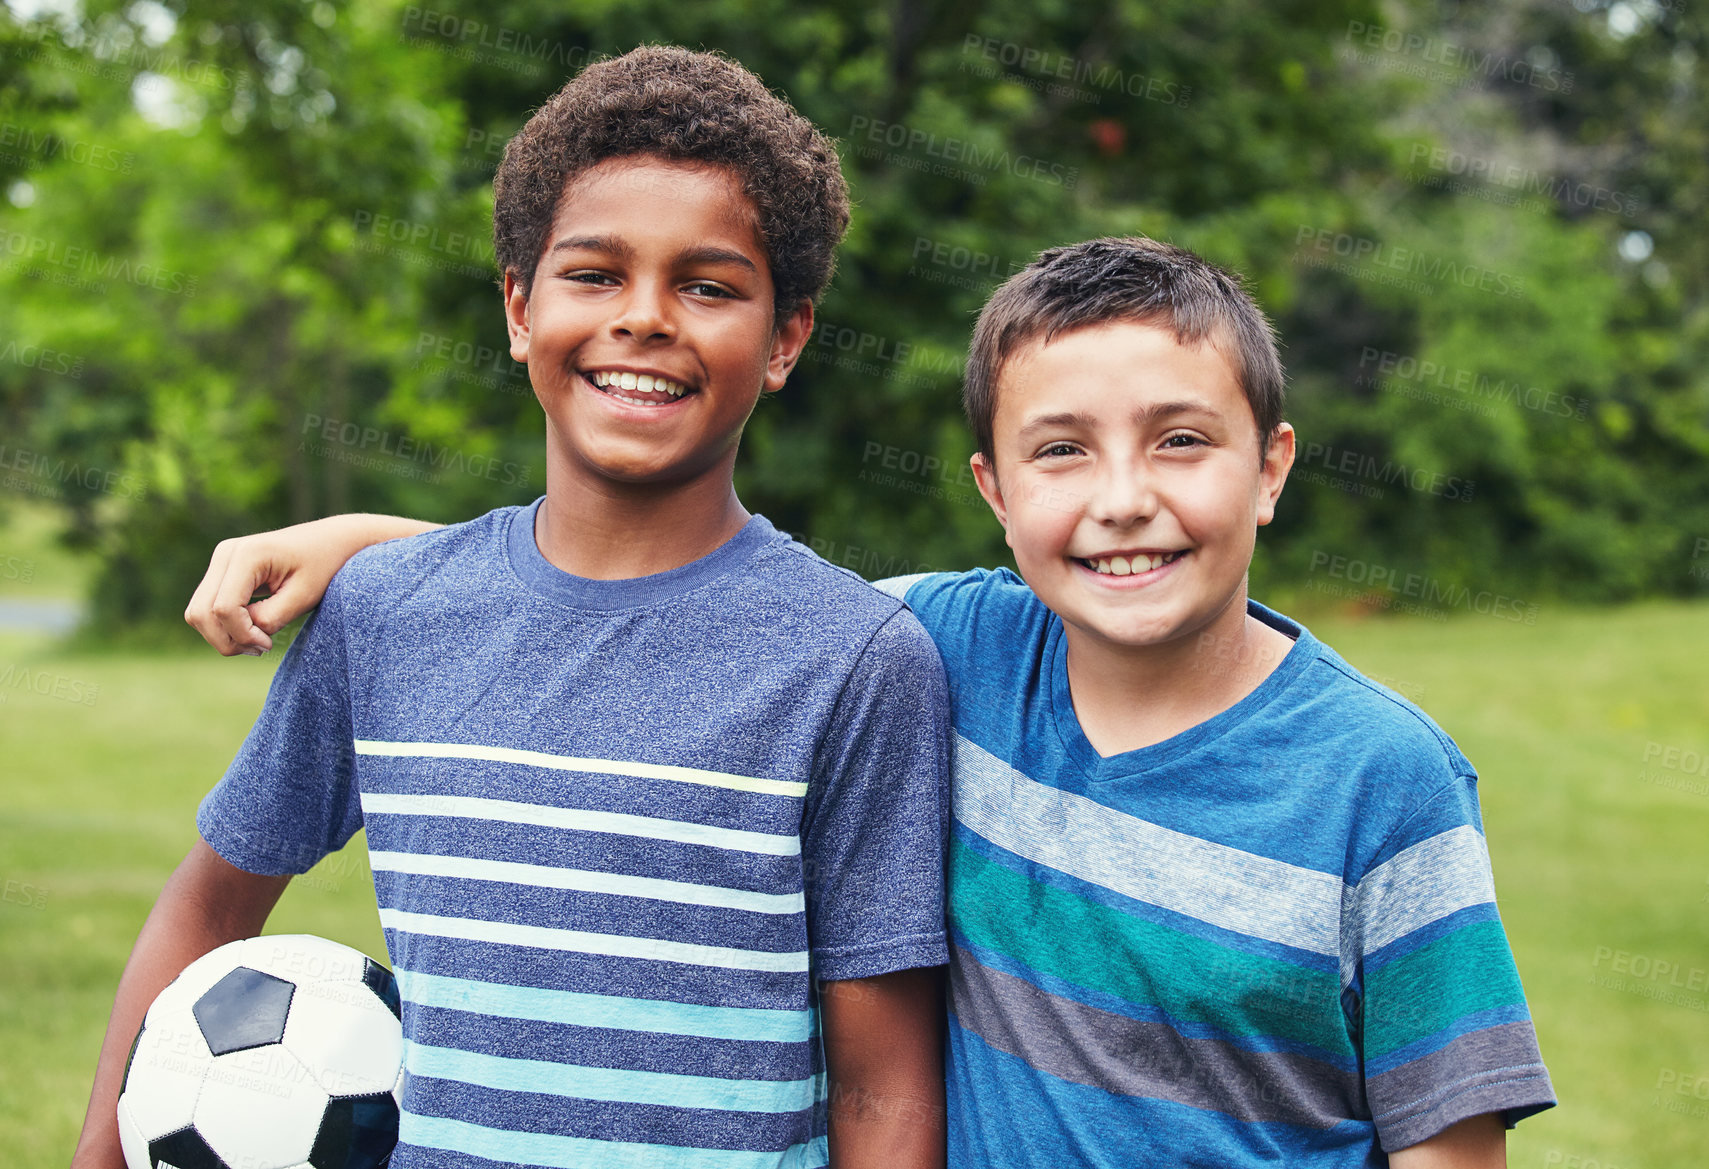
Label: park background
xmin=1 ymin=0 xmax=1705 ymax=1164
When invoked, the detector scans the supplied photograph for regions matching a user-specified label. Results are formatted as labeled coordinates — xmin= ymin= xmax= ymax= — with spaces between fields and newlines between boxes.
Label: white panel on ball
xmin=240 ymin=932 xmax=371 ymax=984
xmin=284 ymin=979 xmax=406 ymax=1097
xmin=119 ymin=1019 xmax=212 ymax=1136
xmin=193 ymin=1042 xmax=329 ymax=1168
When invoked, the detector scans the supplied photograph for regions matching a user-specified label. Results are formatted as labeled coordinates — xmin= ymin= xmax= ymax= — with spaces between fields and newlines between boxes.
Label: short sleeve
xmin=196 ymin=578 xmax=363 ymax=876
xmin=800 ymin=607 xmax=951 ymax=982
xmin=1349 ymin=775 xmax=1555 ymax=1151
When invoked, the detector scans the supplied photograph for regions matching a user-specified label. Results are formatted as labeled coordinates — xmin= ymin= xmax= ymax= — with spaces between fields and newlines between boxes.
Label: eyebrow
xmin=1014 ymin=399 xmax=1216 ymax=441
xmin=547 ymin=236 xmax=759 ymax=274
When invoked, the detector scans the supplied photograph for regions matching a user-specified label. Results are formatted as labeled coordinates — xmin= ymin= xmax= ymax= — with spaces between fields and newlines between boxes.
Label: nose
xmin=1085 ymin=454 xmax=1158 ymax=529
xmin=609 ymin=279 xmax=675 ymax=342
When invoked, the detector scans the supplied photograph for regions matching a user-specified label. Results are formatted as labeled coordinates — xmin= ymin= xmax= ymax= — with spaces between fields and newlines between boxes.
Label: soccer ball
xmin=117 ymin=934 xmax=404 ymax=1169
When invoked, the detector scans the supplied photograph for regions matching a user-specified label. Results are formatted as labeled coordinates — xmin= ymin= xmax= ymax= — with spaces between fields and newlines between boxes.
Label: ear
xmin=1255 ymin=422 xmax=1296 ymax=527
xmin=970 ymin=452 xmax=1015 ymax=548
xmin=763 ymin=300 xmax=814 ymax=394
xmin=503 ymin=269 xmax=531 ymax=363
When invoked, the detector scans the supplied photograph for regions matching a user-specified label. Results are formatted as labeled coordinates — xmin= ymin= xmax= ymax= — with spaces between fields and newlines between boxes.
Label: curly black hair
xmin=493 ymin=45 xmax=851 ymax=329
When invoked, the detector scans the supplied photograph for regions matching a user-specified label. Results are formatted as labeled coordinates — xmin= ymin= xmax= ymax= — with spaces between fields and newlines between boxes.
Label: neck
xmin=535 ymin=449 xmax=751 ymax=580
xmin=1063 ymin=585 xmax=1295 ymax=757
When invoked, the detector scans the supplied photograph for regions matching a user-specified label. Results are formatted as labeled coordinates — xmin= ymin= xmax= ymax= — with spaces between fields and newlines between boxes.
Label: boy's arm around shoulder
xmin=69 ymin=841 xmax=292 ymax=1169
xmin=186 ymin=513 xmax=440 ymax=656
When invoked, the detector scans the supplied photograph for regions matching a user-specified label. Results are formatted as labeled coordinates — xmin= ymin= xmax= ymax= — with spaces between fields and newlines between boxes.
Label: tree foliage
xmin=1 ymin=0 xmax=1703 ymax=624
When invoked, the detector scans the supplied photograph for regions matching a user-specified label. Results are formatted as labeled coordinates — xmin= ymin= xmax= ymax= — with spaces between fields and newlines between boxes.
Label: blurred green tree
xmin=0 ymin=0 xmax=1702 ymax=626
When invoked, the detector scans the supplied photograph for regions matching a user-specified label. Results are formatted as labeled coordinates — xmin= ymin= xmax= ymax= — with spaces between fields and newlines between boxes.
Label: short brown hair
xmin=493 ymin=46 xmax=850 ymax=328
xmin=963 ymin=236 xmax=1286 ymax=460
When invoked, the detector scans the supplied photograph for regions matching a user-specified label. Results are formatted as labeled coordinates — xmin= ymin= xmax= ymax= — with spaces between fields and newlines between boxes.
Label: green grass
xmin=3 ymin=600 xmax=1706 ymax=1165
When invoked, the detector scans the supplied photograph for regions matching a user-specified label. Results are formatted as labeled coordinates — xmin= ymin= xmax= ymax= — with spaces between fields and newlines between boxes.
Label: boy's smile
xmin=972 ymin=321 xmax=1295 ymax=659
xmin=504 ymin=156 xmax=810 ymax=489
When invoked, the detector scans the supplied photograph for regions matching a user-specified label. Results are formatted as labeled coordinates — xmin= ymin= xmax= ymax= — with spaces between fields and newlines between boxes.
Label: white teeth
xmin=1085 ymin=552 xmax=1182 ymax=576
xmin=588 ymin=371 xmax=688 ymax=397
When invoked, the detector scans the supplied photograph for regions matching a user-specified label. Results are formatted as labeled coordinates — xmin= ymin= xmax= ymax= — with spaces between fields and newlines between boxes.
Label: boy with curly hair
xmin=73 ymin=47 xmax=951 ymax=1169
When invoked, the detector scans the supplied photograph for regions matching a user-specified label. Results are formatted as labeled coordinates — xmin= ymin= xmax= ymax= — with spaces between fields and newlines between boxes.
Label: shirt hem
xmin=1377 ymin=1066 xmax=1556 ymax=1152
xmin=197 ymin=807 xmax=326 ymax=877
xmin=814 ymin=932 xmax=948 ymax=982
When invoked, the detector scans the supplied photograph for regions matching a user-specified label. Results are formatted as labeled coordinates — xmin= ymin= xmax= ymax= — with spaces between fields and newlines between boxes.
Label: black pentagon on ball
xmin=310 ymin=1092 xmax=400 ymax=1169
xmin=192 ymin=966 xmax=295 ymax=1056
xmin=361 ymin=958 xmax=402 ymax=1021
xmin=148 ymin=1125 xmax=231 ymax=1169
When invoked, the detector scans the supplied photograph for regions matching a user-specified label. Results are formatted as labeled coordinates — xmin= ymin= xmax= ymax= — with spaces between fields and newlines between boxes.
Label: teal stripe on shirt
xmin=396 ymin=969 xmax=814 ymax=1043
xmin=406 ymin=1041 xmax=820 ymax=1113
xmin=402 ymin=1112 xmax=829 ymax=1169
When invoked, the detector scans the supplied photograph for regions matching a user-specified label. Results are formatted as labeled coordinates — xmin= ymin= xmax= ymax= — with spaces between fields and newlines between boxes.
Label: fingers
xmin=209 ymin=551 xmax=275 ymax=655
xmin=245 ymin=585 xmax=316 ymax=641
xmin=183 ymin=538 xmax=272 ymax=656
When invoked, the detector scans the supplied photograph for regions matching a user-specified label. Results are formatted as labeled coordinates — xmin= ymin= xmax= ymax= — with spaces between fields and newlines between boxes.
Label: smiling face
xmin=504 ymin=155 xmax=811 ymax=489
xmin=972 ymin=320 xmax=1295 ymax=657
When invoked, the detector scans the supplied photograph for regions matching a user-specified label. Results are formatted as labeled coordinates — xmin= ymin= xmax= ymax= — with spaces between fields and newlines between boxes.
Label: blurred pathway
xmin=0 ymin=598 xmax=82 ymax=634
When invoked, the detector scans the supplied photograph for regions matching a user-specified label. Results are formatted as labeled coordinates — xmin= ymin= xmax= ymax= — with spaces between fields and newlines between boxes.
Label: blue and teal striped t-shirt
xmin=198 ymin=501 xmax=951 ymax=1168
xmin=881 ymin=568 xmax=1554 ymax=1167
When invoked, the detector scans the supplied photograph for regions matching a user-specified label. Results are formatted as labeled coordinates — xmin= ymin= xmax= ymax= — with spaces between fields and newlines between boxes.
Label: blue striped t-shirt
xmin=198 ymin=501 xmax=951 ymax=1169
xmin=881 ymin=568 xmax=1554 ymax=1167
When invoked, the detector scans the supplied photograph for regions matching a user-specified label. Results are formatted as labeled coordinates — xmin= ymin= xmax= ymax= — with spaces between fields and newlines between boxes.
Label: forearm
xmin=827 ymin=1069 xmax=945 ymax=1169
xmin=822 ymin=970 xmax=946 ymax=1169
xmin=327 ymin=513 xmax=444 ymax=546
xmin=187 ymin=512 xmax=445 ymax=654
xmin=70 ymin=841 xmax=291 ymax=1169
xmin=1389 ymin=1112 xmax=1507 ymax=1168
